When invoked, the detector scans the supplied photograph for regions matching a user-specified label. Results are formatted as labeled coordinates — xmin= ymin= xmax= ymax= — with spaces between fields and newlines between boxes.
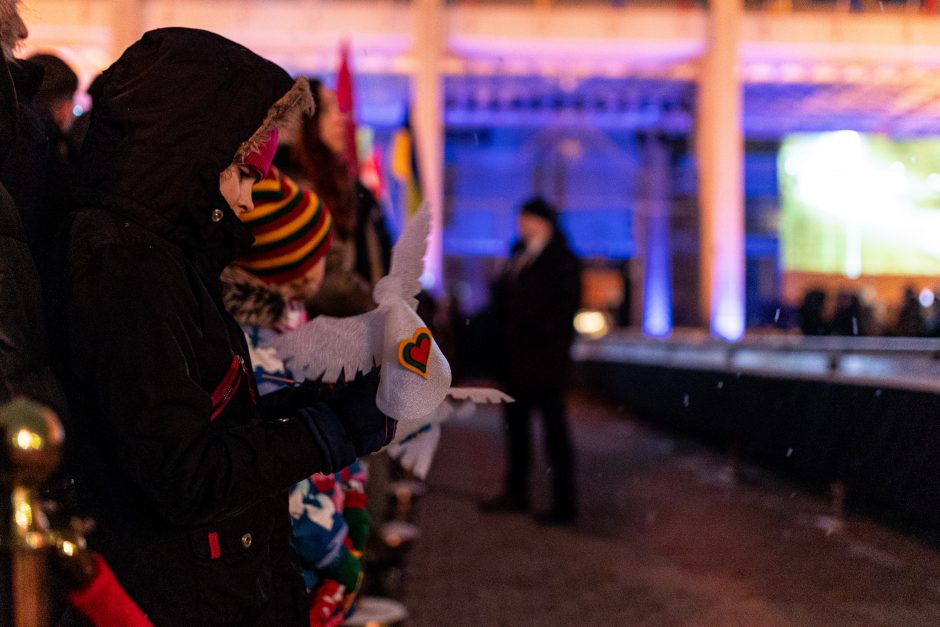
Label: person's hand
xmin=256 ymin=379 xmax=331 ymax=420
xmin=324 ymin=369 xmax=397 ymax=457
xmin=296 ymin=369 xmax=396 ymax=473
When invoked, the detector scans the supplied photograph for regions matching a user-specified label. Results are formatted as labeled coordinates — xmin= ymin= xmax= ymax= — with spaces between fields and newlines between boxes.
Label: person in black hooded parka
xmin=49 ymin=28 xmax=395 ymax=625
xmin=0 ymin=30 xmax=67 ymax=416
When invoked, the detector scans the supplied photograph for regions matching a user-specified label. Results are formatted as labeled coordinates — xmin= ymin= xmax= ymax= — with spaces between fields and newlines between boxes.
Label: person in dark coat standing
xmin=0 ymin=12 xmax=72 ymax=274
xmin=482 ymin=197 xmax=582 ymax=525
xmin=0 ymin=2 xmax=67 ymax=416
xmin=49 ymin=28 xmax=395 ymax=625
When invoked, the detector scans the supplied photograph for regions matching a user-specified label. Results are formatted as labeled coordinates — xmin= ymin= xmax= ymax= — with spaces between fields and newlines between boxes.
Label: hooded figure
xmin=0 ymin=40 xmax=68 ymax=415
xmin=50 ymin=28 xmax=394 ymax=625
xmin=0 ymin=8 xmax=72 ymax=272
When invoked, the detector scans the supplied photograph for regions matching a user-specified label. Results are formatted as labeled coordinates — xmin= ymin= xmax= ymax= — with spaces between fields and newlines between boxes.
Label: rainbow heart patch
xmin=398 ymin=327 xmax=433 ymax=379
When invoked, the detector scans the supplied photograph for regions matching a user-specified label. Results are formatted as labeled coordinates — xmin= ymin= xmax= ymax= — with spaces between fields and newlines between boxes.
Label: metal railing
xmin=0 ymin=398 xmax=100 ymax=627
xmin=573 ymin=329 xmax=940 ymax=394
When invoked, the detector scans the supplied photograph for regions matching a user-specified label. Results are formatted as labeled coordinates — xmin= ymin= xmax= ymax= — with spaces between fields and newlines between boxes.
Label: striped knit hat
xmin=236 ymin=166 xmax=333 ymax=285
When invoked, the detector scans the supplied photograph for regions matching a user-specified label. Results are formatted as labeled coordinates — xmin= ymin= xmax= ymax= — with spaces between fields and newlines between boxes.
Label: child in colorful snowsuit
xmin=221 ymin=165 xmax=371 ymax=626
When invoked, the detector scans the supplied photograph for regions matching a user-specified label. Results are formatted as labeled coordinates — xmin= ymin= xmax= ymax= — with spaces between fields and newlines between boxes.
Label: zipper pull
xmin=237 ymin=355 xmax=257 ymax=404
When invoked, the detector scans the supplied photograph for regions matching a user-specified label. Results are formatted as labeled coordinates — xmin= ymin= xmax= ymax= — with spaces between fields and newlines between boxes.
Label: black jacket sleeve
xmin=67 ymin=243 xmax=336 ymax=526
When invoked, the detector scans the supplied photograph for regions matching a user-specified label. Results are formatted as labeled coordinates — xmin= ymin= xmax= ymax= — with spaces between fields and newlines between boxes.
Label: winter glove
xmin=323 ymin=369 xmax=397 ymax=457
xmin=296 ymin=370 xmax=396 ymax=473
xmin=297 ymin=404 xmax=358 ymax=475
xmin=257 ymin=379 xmax=332 ymax=420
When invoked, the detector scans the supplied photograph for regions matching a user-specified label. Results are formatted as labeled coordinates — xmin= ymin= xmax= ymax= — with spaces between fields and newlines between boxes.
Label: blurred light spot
xmin=919 ymin=288 xmax=934 ymax=308
xmin=574 ymin=310 xmax=609 ymax=338
xmin=15 ymin=429 xmax=41 ymax=451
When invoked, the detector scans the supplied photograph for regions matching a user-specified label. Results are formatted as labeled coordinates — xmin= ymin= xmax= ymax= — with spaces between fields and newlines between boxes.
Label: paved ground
xmin=393 ymin=393 xmax=940 ymax=627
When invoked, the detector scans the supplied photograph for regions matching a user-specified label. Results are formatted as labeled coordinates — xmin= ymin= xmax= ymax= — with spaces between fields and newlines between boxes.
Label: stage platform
xmin=573 ymin=330 xmax=940 ymax=532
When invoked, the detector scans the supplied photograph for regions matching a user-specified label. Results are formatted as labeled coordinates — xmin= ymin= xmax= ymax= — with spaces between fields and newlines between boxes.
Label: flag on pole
xmin=336 ymin=40 xmax=359 ymax=177
xmin=357 ymin=126 xmax=386 ymax=200
xmin=390 ymin=108 xmax=423 ymax=219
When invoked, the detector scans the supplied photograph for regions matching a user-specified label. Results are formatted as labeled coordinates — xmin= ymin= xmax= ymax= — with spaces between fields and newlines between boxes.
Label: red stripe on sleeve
xmin=208 ymin=532 xmax=221 ymax=559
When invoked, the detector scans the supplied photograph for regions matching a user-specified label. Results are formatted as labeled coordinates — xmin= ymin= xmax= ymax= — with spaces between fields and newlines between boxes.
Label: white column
xmin=112 ymin=0 xmax=145 ymax=59
xmin=696 ymin=0 xmax=745 ymax=341
xmin=412 ymin=0 xmax=446 ymax=294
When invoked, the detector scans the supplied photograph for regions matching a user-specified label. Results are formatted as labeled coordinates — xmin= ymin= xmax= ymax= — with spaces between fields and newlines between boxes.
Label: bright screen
xmin=779 ymin=131 xmax=940 ymax=277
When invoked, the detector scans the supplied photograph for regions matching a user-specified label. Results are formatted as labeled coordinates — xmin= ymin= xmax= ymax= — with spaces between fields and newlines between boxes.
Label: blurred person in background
xmin=0 ymin=0 xmax=67 ymax=416
xmin=0 ymin=2 xmax=71 ymax=270
xmin=67 ymin=72 xmax=102 ymax=153
xmin=283 ymin=78 xmax=392 ymax=318
xmin=829 ymin=290 xmax=864 ymax=337
xmin=0 ymin=0 xmax=26 ymax=60
xmin=798 ymin=289 xmax=828 ymax=336
xmin=26 ymin=52 xmax=77 ymax=136
xmin=894 ymin=286 xmax=925 ymax=337
xmin=481 ymin=196 xmax=581 ymax=525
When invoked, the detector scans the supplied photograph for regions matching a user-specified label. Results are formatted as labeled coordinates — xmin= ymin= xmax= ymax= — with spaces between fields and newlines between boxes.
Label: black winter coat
xmin=1 ymin=59 xmax=71 ymax=272
xmin=491 ymin=230 xmax=582 ymax=392
xmin=0 ymin=55 xmax=67 ymax=416
xmin=49 ymin=29 xmax=335 ymax=625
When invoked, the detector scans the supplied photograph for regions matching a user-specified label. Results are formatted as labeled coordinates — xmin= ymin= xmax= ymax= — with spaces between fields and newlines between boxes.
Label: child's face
xmin=278 ymin=257 xmax=327 ymax=302
xmin=219 ymin=163 xmax=260 ymax=216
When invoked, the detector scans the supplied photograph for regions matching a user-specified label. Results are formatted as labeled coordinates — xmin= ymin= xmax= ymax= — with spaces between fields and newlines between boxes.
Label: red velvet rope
xmin=66 ymin=554 xmax=152 ymax=627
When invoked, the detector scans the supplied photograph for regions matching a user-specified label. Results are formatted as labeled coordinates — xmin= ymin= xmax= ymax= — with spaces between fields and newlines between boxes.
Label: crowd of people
xmin=797 ymin=286 xmax=940 ymax=338
xmin=0 ymin=12 xmax=399 ymax=624
xmin=0 ymin=3 xmax=587 ymax=623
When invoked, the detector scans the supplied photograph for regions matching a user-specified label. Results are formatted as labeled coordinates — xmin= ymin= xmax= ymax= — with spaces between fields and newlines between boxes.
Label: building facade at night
xmin=22 ymin=0 xmax=940 ymax=338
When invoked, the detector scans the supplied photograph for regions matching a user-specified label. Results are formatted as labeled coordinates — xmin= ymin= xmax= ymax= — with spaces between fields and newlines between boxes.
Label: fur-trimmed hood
xmin=74 ymin=28 xmax=313 ymax=271
xmin=220 ymin=264 xmax=288 ymax=330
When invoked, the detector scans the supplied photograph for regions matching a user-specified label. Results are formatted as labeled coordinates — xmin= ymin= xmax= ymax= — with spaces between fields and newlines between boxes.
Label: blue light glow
xmin=642 ymin=204 xmax=672 ymax=338
xmin=713 ymin=281 xmax=745 ymax=341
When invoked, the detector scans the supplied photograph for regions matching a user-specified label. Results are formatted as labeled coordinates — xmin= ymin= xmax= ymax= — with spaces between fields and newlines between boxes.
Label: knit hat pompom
xmin=236 ymin=166 xmax=333 ymax=285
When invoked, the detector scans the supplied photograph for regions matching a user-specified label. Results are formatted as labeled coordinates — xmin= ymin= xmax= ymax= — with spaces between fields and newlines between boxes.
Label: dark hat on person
xmin=27 ymin=53 xmax=78 ymax=103
xmin=520 ymin=196 xmax=557 ymax=225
